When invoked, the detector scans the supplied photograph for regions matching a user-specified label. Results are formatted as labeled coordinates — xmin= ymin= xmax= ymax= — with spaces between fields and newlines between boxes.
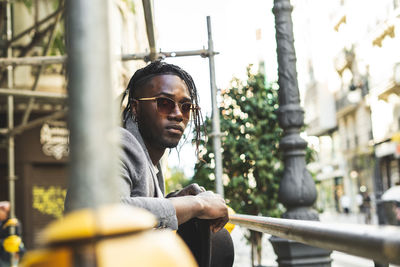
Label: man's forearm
xmin=169 ymin=195 xmax=203 ymax=225
xmin=168 ymin=191 xmax=229 ymax=232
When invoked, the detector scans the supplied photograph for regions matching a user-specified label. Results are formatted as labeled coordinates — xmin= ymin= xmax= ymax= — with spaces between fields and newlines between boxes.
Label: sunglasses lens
xmin=181 ymin=103 xmax=192 ymax=114
xmin=156 ymin=97 xmax=175 ymax=114
xmin=154 ymin=97 xmax=194 ymax=118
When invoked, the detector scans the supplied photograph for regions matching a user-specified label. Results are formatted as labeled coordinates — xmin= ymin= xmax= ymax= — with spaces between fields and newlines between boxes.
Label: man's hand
xmin=0 ymin=201 xmax=10 ymax=221
xmin=166 ymin=183 xmax=205 ymax=198
xmin=196 ymin=191 xmax=229 ymax=233
xmin=170 ymin=190 xmax=229 ymax=233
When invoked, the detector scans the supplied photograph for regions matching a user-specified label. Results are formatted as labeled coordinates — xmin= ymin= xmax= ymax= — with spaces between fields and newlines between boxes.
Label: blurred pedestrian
xmin=0 ymin=201 xmax=25 ymax=267
xmin=0 ymin=201 xmax=11 ymax=267
xmin=356 ymin=193 xmax=363 ymax=212
xmin=361 ymin=192 xmax=372 ymax=224
xmin=340 ymin=195 xmax=350 ymax=214
xmin=0 ymin=202 xmax=9 ymax=222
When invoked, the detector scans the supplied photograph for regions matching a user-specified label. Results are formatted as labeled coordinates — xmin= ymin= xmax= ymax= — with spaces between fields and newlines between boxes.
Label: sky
xmin=153 ymin=0 xmax=279 ymax=177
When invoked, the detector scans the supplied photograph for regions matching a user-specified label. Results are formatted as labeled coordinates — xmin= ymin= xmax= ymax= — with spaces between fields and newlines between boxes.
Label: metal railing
xmin=229 ymin=214 xmax=400 ymax=265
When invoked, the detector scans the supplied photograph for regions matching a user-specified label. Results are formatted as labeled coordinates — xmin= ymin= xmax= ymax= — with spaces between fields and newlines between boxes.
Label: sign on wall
xmin=32 ymin=185 xmax=66 ymax=219
xmin=40 ymin=120 xmax=69 ymax=160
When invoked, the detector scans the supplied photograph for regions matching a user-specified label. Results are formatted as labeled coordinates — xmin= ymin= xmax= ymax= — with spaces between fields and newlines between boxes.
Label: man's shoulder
xmin=120 ymin=126 xmax=139 ymax=146
xmin=119 ymin=127 xmax=147 ymax=158
xmin=120 ymin=126 xmax=135 ymax=141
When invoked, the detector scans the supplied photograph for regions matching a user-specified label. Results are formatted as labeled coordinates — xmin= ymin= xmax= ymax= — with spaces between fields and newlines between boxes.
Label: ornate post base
xmin=270 ymin=236 xmax=332 ymax=267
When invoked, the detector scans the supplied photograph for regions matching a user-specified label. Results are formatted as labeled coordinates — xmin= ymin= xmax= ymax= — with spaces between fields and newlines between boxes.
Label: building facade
xmin=294 ymin=0 xmax=400 ymax=216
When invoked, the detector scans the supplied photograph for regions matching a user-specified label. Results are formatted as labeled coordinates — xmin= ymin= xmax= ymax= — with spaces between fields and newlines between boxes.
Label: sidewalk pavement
xmin=231 ymin=211 xmax=398 ymax=267
xmin=319 ymin=210 xmax=378 ymax=225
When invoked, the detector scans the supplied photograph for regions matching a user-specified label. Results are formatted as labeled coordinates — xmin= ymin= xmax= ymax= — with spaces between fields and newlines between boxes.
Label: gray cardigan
xmin=118 ymin=117 xmax=178 ymax=229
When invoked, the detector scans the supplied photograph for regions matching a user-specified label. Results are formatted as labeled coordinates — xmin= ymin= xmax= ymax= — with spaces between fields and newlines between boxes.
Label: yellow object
xmin=225 ymin=206 xmax=236 ymax=233
xmin=3 ymin=235 xmax=21 ymax=253
xmin=23 ymin=204 xmax=198 ymax=267
xmin=2 ymin=218 xmax=18 ymax=229
xmin=97 ymin=230 xmax=197 ymax=267
xmin=392 ymin=132 xmax=400 ymax=143
xmin=41 ymin=204 xmax=157 ymax=244
xmin=20 ymin=248 xmax=71 ymax=267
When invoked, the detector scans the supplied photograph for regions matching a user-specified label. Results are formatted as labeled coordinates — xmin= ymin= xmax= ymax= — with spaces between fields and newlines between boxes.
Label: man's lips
xmin=165 ymin=124 xmax=184 ymax=134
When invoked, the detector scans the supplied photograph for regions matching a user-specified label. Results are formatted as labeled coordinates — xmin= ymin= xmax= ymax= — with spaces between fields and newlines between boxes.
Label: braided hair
xmin=121 ymin=60 xmax=204 ymax=155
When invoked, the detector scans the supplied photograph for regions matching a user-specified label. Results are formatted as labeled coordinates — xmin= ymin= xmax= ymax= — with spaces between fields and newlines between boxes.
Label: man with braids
xmin=119 ymin=60 xmax=233 ymax=266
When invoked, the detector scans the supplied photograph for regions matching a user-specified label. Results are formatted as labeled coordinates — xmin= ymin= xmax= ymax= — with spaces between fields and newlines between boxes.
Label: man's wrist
xmin=192 ymin=195 xmax=205 ymax=218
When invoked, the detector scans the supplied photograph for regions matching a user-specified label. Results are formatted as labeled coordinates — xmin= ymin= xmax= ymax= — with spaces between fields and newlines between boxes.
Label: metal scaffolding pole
xmin=0 ymin=88 xmax=67 ymax=100
xmin=0 ymin=55 xmax=66 ymax=66
xmin=207 ymin=16 xmax=224 ymax=197
xmin=142 ymin=0 xmax=157 ymax=61
xmin=0 ymin=49 xmax=219 ymax=67
xmin=156 ymin=49 xmax=218 ymax=58
xmin=65 ymin=0 xmax=119 ymax=214
xmin=6 ymin=1 xmax=18 ymax=266
xmin=121 ymin=52 xmax=151 ymax=61
xmin=122 ymin=49 xmax=219 ymax=61
xmin=6 ymin=0 xmax=15 ymax=228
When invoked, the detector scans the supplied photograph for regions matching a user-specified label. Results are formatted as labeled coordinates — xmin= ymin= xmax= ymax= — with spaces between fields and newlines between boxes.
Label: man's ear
xmin=131 ymin=99 xmax=139 ymax=117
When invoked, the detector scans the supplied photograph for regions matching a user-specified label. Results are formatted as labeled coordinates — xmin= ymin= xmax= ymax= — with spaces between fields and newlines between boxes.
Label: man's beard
xmin=160 ymin=136 xmax=180 ymax=149
xmin=137 ymin=119 xmax=182 ymax=150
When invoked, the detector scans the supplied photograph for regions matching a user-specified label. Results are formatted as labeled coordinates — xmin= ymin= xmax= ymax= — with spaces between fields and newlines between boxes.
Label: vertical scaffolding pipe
xmin=6 ymin=0 xmax=16 ymax=226
xmin=142 ymin=0 xmax=157 ymax=61
xmin=207 ymin=16 xmax=224 ymax=197
xmin=65 ymin=0 xmax=118 ymax=211
xmin=6 ymin=2 xmax=18 ymax=266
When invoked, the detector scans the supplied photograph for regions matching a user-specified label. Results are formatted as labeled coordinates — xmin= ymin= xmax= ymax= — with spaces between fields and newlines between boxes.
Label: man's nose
xmin=167 ymin=104 xmax=184 ymax=121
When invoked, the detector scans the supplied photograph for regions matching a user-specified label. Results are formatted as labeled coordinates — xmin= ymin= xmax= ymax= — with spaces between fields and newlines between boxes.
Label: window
xmin=394 ymin=0 xmax=400 ymax=9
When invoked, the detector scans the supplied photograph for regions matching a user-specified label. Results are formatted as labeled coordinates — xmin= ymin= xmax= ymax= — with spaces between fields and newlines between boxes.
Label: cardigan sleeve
xmin=117 ymin=128 xmax=178 ymax=230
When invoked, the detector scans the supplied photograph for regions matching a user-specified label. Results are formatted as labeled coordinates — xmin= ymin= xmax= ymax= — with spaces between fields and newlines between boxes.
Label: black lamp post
xmin=269 ymin=0 xmax=332 ymax=266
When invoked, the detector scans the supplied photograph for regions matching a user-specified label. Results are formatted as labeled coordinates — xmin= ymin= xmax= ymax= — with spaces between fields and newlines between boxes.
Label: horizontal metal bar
xmin=159 ymin=49 xmax=219 ymax=58
xmin=0 ymin=49 xmax=220 ymax=66
xmin=0 ymin=88 xmax=67 ymax=100
xmin=229 ymin=214 xmax=400 ymax=265
xmin=0 ymin=55 xmax=66 ymax=66
xmin=1 ymin=109 xmax=67 ymax=137
xmin=120 ymin=52 xmax=149 ymax=61
xmin=121 ymin=50 xmax=218 ymax=62
xmin=116 ymin=49 xmax=220 ymax=61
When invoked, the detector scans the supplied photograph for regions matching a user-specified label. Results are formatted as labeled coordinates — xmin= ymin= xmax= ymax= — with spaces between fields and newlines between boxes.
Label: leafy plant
xmin=121 ymin=0 xmax=136 ymax=14
xmin=18 ymin=0 xmax=33 ymax=10
xmin=50 ymin=26 xmax=65 ymax=56
xmin=192 ymin=66 xmax=283 ymax=266
xmin=165 ymin=167 xmax=189 ymax=193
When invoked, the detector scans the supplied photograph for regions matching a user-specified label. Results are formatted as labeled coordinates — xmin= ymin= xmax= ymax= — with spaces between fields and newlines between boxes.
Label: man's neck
xmin=143 ymin=140 xmax=165 ymax=166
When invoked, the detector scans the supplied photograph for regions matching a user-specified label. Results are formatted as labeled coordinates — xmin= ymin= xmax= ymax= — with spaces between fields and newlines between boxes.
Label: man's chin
xmin=163 ymin=142 xmax=179 ymax=148
xmin=161 ymin=134 xmax=182 ymax=148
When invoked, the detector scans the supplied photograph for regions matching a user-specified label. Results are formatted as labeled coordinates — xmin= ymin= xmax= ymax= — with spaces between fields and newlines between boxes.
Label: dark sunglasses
xmin=136 ymin=96 xmax=199 ymax=117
